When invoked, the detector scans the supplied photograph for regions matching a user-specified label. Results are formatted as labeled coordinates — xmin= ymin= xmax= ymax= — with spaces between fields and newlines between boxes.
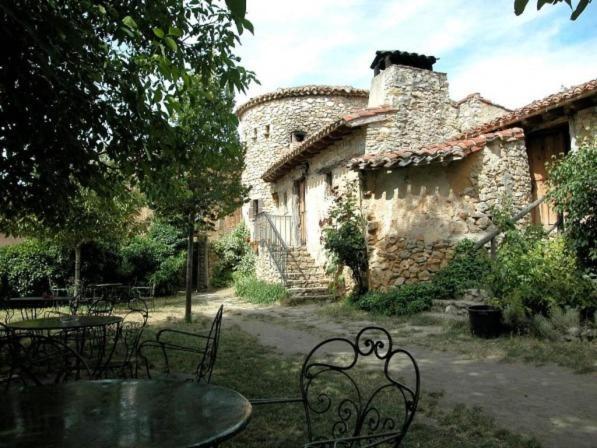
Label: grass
xmin=233 ymin=274 xmax=288 ymax=304
xmin=317 ymin=301 xmax=597 ymax=374
xmin=144 ymin=313 xmax=541 ymax=448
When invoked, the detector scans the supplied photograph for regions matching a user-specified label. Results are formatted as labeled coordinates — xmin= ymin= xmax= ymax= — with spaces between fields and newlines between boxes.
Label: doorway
xmin=526 ymin=126 xmax=569 ymax=228
xmin=296 ymin=178 xmax=306 ymax=246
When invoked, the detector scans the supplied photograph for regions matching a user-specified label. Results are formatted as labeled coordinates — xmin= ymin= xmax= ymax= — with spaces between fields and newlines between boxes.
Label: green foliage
xmin=514 ymin=0 xmax=592 ymax=20
xmin=432 ymin=240 xmax=492 ymax=299
xmin=210 ymin=224 xmax=254 ymax=287
xmin=0 ymin=0 xmax=255 ymax=227
xmin=322 ymin=184 xmax=368 ymax=295
xmin=232 ymin=273 xmax=288 ymax=304
xmin=149 ymin=251 xmax=186 ymax=296
xmin=488 ymin=228 xmax=593 ymax=319
xmin=351 ymin=283 xmax=435 ymax=316
xmin=0 ymin=240 xmax=69 ymax=298
xmin=548 ymin=145 xmax=597 ymax=271
xmin=120 ymin=221 xmax=185 ymax=293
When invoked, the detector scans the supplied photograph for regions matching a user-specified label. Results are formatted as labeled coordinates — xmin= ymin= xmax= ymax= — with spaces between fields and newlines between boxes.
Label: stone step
xmin=284 ymin=294 xmax=336 ymax=305
xmin=286 ymin=280 xmax=329 ymax=289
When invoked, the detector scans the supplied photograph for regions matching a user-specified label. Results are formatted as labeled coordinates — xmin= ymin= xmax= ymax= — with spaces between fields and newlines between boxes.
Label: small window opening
xmin=252 ymin=128 xmax=258 ymax=141
xmin=249 ymin=199 xmax=261 ymax=220
xmin=291 ymin=130 xmax=307 ymax=143
xmin=264 ymin=124 xmax=271 ymax=138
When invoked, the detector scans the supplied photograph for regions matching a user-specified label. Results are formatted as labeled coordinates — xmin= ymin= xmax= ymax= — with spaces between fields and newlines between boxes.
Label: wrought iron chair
xmin=132 ymin=283 xmax=156 ymax=311
xmin=251 ymin=327 xmax=420 ymax=448
xmin=85 ymin=298 xmax=115 ymax=316
xmin=7 ymin=333 xmax=92 ymax=387
xmin=137 ymin=305 xmax=223 ymax=383
xmin=102 ymin=299 xmax=149 ymax=378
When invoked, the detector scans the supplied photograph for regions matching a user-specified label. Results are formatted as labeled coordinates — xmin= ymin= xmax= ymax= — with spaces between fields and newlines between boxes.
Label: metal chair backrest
xmin=86 ymin=298 xmax=114 ymax=316
xmin=196 ymin=305 xmax=223 ymax=383
xmin=8 ymin=334 xmax=91 ymax=386
xmin=298 ymin=327 xmax=420 ymax=447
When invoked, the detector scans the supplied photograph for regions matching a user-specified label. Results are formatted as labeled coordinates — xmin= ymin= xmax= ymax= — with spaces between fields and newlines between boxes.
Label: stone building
xmin=236 ymin=50 xmax=597 ymax=299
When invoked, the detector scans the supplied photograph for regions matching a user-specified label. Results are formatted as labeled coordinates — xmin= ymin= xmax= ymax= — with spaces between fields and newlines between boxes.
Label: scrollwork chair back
xmin=299 ymin=327 xmax=420 ymax=448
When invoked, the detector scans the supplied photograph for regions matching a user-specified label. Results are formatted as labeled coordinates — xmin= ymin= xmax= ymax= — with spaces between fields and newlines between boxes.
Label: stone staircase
xmin=285 ymin=247 xmax=334 ymax=303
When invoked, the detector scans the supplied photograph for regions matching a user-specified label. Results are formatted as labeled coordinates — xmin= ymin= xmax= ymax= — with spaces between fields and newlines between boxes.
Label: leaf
xmin=153 ymin=27 xmax=165 ymax=38
xmin=241 ymin=18 xmax=254 ymax=34
xmin=164 ymin=37 xmax=178 ymax=52
xmin=225 ymin=0 xmax=246 ymax=19
xmin=571 ymin=0 xmax=591 ymax=19
xmin=168 ymin=27 xmax=183 ymax=37
xmin=122 ymin=16 xmax=138 ymax=29
xmin=537 ymin=0 xmax=552 ymax=10
xmin=514 ymin=0 xmax=531 ymax=14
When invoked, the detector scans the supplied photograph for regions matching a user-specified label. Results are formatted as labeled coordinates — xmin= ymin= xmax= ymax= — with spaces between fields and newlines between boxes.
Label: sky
xmin=234 ymin=0 xmax=597 ymax=109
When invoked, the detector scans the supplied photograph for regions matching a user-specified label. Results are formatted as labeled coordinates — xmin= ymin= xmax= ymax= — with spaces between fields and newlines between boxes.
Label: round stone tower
xmin=236 ymin=85 xmax=369 ymax=227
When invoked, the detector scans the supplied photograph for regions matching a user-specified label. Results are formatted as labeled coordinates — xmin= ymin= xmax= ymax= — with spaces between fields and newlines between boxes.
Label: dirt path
xmin=153 ymin=290 xmax=597 ymax=448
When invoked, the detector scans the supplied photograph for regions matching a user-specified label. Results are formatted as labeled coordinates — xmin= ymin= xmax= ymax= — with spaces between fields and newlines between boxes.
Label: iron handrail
xmin=256 ymin=212 xmax=291 ymax=284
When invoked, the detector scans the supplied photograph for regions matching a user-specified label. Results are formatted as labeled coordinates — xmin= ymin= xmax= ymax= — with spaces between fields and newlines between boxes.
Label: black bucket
xmin=468 ymin=305 xmax=503 ymax=338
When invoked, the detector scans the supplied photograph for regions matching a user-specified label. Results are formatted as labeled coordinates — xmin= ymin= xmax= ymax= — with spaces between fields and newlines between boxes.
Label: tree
xmin=514 ymin=0 xmax=592 ymax=20
xmin=2 ymin=185 xmax=144 ymax=294
xmin=0 ymin=0 xmax=255 ymax=230
xmin=149 ymin=78 xmax=248 ymax=322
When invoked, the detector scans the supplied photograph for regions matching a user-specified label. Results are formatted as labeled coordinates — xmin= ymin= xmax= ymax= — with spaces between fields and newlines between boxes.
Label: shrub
xmin=432 ymin=239 xmax=492 ymax=299
xmin=322 ymin=184 xmax=368 ymax=295
xmin=232 ymin=273 xmax=288 ymax=304
xmin=488 ymin=228 xmax=593 ymax=317
xmin=0 ymin=240 xmax=70 ymax=297
xmin=548 ymin=145 xmax=597 ymax=271
xmin=149 ymin=251 xmax=186 ymax=296
xmin=352 ymin=282 xmax=435 ymax=316
xmin=210 ymin=223 xmax=253 ymax=287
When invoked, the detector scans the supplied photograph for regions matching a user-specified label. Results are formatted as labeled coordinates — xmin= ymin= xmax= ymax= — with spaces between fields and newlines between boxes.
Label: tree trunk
xmin=74 ymin=243 xmax=82 ymax=296
xmin=184 ymin=216 xmax=194 ymax=323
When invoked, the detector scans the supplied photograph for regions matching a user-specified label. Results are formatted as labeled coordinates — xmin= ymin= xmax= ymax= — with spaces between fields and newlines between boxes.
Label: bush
xmin=149 ymin=251 xmax=186 ymax=296
xmin=210 ymin=223 xmax=253 ymax=287
xmin=432 ymin=239 xmax=492 ymax=299
xmin=548 ymin=145 xmax=597 ymax=271
xmin=489 ymin=227 xmax=593 ymax=318
xmin=232 ymin=273 xmax=288 ymax=304
xmin=0 ymin=240 xmax=70 ymax=298
xmin=352 ymin=282 xmax=435 ymax=316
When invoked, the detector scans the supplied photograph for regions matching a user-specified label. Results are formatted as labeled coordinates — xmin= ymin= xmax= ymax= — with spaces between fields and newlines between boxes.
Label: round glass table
xmin=1 ymin=380 xmax=252 ymax=447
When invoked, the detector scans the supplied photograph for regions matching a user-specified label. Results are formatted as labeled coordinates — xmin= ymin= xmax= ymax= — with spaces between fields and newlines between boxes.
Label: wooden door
xmin=297 ymin=179 xmax=306 ymax=245
xmin=527 ymin=128 xmax=569 ymax=227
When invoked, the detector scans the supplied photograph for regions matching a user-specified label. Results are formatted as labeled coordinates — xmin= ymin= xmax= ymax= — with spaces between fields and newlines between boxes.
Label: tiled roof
xmin=347 ymin=128 xmax=525 ymax=171
xmin=459 ymin=78 xmax=597 ymax=138
xmin=261 ymin=106 xmax=397 ymax=182
xmin=235 ymin=85 xmax=369 ymax=117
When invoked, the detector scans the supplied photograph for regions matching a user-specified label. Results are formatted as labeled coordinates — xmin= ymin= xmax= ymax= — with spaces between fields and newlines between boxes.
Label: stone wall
xmin=366 ymin=64 xmax=458 ymax=154
xmin=238 ymin=88 xmax=368 ymax=239
xmin=364 ymin=137 xmax=532 ymax=290
xmin=255 ymin=244 xmax=284 ymax=284
xmin=570 ymin=106 xmax=597 ymax=149
xmin=453 ymin=93 xmax=510 ymax=132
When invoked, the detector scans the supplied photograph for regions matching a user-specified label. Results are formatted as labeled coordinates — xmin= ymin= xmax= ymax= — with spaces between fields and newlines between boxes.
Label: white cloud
xmin=235 ymin=0 xmax=597 ymax=109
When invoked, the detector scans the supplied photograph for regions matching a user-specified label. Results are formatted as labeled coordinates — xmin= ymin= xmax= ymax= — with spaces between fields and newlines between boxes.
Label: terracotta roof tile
xmin=235 ymin=85 xmax=369 ymax=117
xmin=347 ymin=128 xmax=525 ymax=171
xmin=261 ymin=106 xmax=397 ymax=182
xmin=459 ymin=78 xmax=597 ymax=138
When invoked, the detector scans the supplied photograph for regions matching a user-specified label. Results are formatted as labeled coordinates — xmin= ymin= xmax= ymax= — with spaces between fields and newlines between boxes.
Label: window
xmin=249 ymin=199 xmax=261 ymax=220
xmin=252 ymin=128 xmax=258 ymax=141
xmin=264 ymin=124 xmax=270 ymax=138
xmin=324 ymin=171 xmax=334 ymax=196
xmin=290 ymin=130 xmax=307 ymax=143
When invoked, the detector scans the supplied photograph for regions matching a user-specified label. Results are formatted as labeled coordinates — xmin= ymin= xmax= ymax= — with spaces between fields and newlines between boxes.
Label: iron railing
xmin=255 ymin=213 xmax=296 ymax=284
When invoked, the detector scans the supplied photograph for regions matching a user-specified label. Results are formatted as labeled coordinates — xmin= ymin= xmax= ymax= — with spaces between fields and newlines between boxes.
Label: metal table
xmin=6 ymin=315 xmax=122 ymax=331
xmin=2 ymin=297 xmax=74 ymax=320
xmin=0 ymin=380 xmax=252 ymax=447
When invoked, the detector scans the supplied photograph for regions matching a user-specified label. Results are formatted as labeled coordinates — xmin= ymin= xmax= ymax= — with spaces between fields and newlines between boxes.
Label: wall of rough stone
xmin=453 ymin=94 xmax=510 ymax=132
xmin=363 ymin=137 xmax=532 ymax=290
xmin=238 ymin=90 xmax=368 ymax=240
xmin=255 ymin=244 xmax=284 ymax=284
xmin=570 ymin=106 xmax=597 ymax=149
xmin=366 ymin=64 xmax=458 ymax=154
